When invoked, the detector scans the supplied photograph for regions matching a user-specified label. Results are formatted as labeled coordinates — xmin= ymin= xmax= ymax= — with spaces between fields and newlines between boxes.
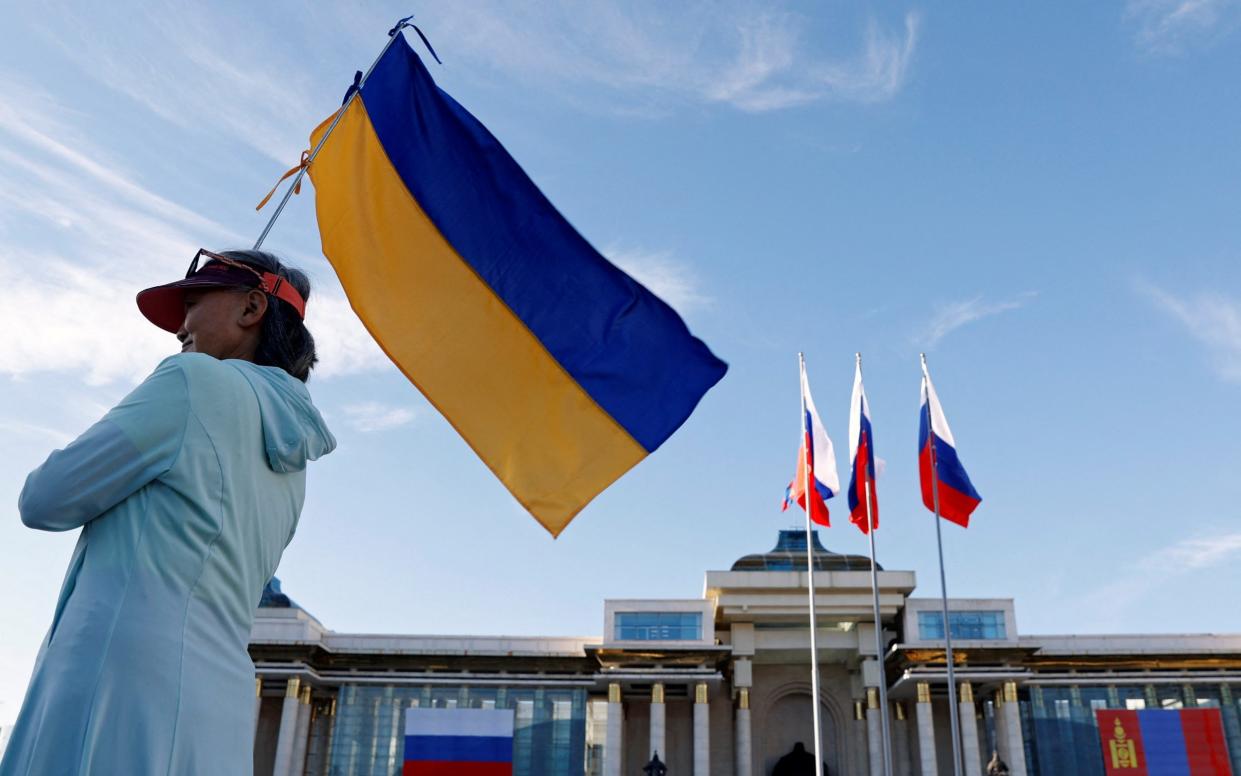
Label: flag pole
xmin=798 ymin=353 xmax=826 ymax=776
xmin=922 ymin=353 xmax=964 ymax=776
xmin=857 ymin=353 xmax=894 ymax=776
xmin=252 ymin=17 xmax=423 ymax=250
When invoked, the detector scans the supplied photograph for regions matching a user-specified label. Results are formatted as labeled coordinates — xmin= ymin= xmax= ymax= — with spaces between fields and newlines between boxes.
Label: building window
xmin=917 ymin=610 xmax=1007 ymax=640
xmin=614 ymin=611 xmax=702 ymax=641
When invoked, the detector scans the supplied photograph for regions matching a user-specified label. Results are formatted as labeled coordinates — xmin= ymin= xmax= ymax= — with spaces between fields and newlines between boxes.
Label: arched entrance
xmin=758 ymin=686 xmax=844 ymax=776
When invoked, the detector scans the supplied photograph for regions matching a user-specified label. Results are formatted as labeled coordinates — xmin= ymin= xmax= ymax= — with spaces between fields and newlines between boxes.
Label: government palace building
xmin=249 ymin=530 xmax=1241 ymax=776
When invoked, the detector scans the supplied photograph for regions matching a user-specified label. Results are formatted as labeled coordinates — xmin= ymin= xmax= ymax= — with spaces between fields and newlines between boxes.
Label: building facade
xmin=250 ymin=531 xmax=1241 ymax=775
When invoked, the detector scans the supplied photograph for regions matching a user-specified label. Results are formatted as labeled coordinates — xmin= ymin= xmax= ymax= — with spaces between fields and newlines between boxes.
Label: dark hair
xmin=219 ymin=249 xmax=318 ymax=382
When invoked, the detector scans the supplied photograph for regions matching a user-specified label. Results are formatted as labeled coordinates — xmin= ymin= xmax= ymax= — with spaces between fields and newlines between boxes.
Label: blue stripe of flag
xmin=404 ymin=735 xmax=514 ymax=763
xmin=1137 ymin=710 xmax=1191 ymax=776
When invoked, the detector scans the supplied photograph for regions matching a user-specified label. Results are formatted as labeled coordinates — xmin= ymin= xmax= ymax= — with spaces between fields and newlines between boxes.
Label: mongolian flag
xmin=305 ymin=32 xmax=727 ymax=536
xmin=918 ymin=363 xmax=982 ymax=527
xmin=847 ymin=362 xmax=878 ymax=534
xmin=781 ymin=364 xmax=839 ymax=527
xmin=1095 ymin=708 xmax=1233 ymax=775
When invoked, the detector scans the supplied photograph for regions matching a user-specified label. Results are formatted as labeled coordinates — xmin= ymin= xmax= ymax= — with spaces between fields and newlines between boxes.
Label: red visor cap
xmin=135 ymin=263 xmax=304 ymax=334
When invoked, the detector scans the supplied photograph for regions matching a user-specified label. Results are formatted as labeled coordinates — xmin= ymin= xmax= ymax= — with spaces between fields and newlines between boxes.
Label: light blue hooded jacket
xmin=1 ymin=353 xmax=335 ymax=776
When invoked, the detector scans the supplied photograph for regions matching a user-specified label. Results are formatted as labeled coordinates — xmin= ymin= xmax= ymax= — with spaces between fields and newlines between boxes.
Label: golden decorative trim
xmin=652 ymin=683 xmax=665 ymax=704
xmin=285 ymin=677 xmax=301 ymax=699
xmin=300 ymin=685 xmax=312 ymax=704
xmin=959 ymin=682 xmax=974 ymax=704
xmin=1003 ymin=681 xmax=1019 ymax=703
xmin=894 ymin=701 xmax=906 ymax=721
xmin=255 ymin=677 xmax=262 ymax=697
xmin=738 ymin=689 xmax=750 ymax=710
xmin=695 ymin=682 xmax=708 ymax=704
xmin=867 ymin=688 xmax=879 ymax=710
xmin=917 ymin=682 xmax=932 ymax=704
xmin=608 ymin=683 xmax=622 ymax=704
xmin=854 ymin=700 xmax=865 ymax=720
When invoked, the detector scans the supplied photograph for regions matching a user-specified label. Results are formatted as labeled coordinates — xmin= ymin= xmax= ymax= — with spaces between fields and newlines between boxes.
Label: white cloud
xmin=33 ymin=2 xmax=320 ymax=164
xmin=1078 ymin=531 xmax=1241 ymax=627
xmin=1139 ymin=282 xmax=1241 ymax=381
xmin=340 ymin=402 xmax=417 ymax=433
xmin=434 ymin=4 xmax=920 ymax=113
xmin=606 ymin=246 xmax=710 ymax=312
xmin=916 ymin=293 xmax=1035 ymax=349
xmin=1125 ymin=0 xmax=1241 ymax=53
xmin=0 ymin=82 xmax=389 ymax=385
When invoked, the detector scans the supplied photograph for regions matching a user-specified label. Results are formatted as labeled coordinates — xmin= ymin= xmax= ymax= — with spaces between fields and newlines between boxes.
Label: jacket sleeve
xmin=18 ymin=355 xmax=191 ymax=531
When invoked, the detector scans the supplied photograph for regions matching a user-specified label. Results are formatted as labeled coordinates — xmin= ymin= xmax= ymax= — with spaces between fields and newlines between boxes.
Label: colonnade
xmin=257 ymin=676 xmax=335 ymax=776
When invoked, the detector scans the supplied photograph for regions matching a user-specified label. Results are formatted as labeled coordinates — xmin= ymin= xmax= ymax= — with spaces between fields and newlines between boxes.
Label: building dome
xmin=730 ymin=529 xmax=879 ymax=572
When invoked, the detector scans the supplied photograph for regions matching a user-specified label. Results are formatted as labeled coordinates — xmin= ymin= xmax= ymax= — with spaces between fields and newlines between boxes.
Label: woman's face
xmin=177 ymin=287 xmax=267 ymax=361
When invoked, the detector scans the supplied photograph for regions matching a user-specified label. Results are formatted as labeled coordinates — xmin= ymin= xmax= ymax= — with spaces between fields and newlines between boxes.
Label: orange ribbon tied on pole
xmin=255 ymin=150 xmax=311 ymax=211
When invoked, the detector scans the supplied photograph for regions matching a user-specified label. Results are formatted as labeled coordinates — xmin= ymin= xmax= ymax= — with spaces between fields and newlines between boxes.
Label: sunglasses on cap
xmin=185 ymin=249 xmax=307 ymax=318
xmin=136 ymin=248 xmax=308 ymax=334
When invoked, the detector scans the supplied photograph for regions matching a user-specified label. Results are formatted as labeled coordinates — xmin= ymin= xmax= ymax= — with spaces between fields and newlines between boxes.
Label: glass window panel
xmin=614 ymin=611 xmax=701 ymax=640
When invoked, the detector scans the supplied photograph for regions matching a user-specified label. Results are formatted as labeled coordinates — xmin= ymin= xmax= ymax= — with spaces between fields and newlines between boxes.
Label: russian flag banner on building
xmin=1095 ymin=708 xmax=1233 ymax=775
xmin=404 ymin=707 xmax=514 ymax=776
xmin=847 ymin=362 xmax=878 ymax=534
xmin=782 ymin=364 xmax=839 ymax=527
xmin=306 ymin=32 xmax=727 ymax=537
xmin=918 ymin=363 xmax=982 ymax=527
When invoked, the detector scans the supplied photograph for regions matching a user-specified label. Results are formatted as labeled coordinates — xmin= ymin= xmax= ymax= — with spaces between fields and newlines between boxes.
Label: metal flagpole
xmin=857 ymin=354 xmax=894 ymax=776
xmin=252 ymin=17 xmax=424 ymax=250
xmin=922 ymin=353 xmax=964 ymax=776
xmin=797 ymin=353 xmax=825 ymax=776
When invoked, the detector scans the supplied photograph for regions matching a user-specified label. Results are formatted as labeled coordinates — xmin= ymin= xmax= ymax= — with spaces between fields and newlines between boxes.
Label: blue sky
xmin=2 ymin=1 xmax=1240 ymax=725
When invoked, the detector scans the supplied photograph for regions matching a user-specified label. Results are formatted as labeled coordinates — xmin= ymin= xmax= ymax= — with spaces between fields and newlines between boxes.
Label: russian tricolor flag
xmin=847 ymin=362 xmax=878 ymax=534
xmin=403 ymin=707 xmax=514 ymax=776
xmin=918 ymin=363 xmax=982 ymax=527
xmin=782 ymin=363 xmax=839 ymax=526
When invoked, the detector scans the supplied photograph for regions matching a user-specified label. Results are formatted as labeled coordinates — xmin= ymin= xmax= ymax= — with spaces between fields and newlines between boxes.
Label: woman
xmin=1 ymin=250 xmax=336 ymax=775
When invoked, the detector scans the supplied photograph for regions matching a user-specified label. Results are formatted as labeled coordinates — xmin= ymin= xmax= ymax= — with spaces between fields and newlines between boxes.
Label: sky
xmin=1 ymin=0 xmax=1240 ymax=727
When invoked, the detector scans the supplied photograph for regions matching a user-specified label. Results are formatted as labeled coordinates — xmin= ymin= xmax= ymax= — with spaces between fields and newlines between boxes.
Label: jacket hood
xmin=229 ymin=362 xmax=336 ymax=473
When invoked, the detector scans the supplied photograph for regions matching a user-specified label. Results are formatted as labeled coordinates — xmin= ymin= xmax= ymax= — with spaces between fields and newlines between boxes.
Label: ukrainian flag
xmin=307 ymin=33 xmax=727 ymax=536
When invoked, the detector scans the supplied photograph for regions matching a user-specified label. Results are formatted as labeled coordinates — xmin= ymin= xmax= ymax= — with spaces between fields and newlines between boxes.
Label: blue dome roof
xmin=731 ymin=530 xmax=878 ymax=572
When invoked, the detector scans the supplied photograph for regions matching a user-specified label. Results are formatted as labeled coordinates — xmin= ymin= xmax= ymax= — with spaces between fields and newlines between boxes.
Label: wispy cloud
xmin=341 ymin=402 xmax=417 ymax=433
xmin=1078 ymin=531 xmax=1241 ymax=628
xmin=32 ymin=2 xmax=320 ymax=164
xmin=0 ymin=81 xmax=389 ymax=384
xmin=916 ymin=292 xmax=1035 ymax=349
xmin=1138 ymin=281 xmax=1241 ymax=381
xmin=435 ymin=4 xmax=920 ymax=114
xmin=1125 ymin=0 xmax=1241 ymax=54
xmin=606 ymin=246 xmax=710 ymax=312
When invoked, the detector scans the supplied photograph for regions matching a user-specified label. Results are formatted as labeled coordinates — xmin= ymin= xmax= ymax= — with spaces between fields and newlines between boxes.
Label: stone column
xmin=958 ymin=683 xmax=982 ymax=776
xmin=604 ymin=683 xmax=623 ymax=776
xmin=735 ymin=689 xmax=753 ymax=776
xmin=915 ymin=682 xmax=937 ymax=776
xmin=319 ymin=699 xmax=337 ymax=776
xmin=1000 ymin=682 xmax=1027 ymax=776
xmin=290 ymin=685 xmax=313 ymax=776
xmin=649 ymin=683 xmax=666 ymax=761
xmin=866 ymin=688 xmax=884 ymax=776
xmin=693 ymin=682 xmax=710 ymax=776
xmin=255 ymin=677 xmax=264 ymax=733
xmin=272 ymin=677 xmax=302 ymax=776
xmin=892 ymin=701 xmax=911 ymax=776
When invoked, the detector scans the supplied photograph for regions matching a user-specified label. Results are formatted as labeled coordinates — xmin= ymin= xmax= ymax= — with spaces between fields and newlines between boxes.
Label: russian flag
xmin=782 ymin=364 xmax=839 ymax=527
xmin=403 ymin=707 xmax=514 ymax=776
xmin=847 ymin=362 xmax=878 ymax=534
xmin=918 ymin=363 xmax=981 ymax=527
